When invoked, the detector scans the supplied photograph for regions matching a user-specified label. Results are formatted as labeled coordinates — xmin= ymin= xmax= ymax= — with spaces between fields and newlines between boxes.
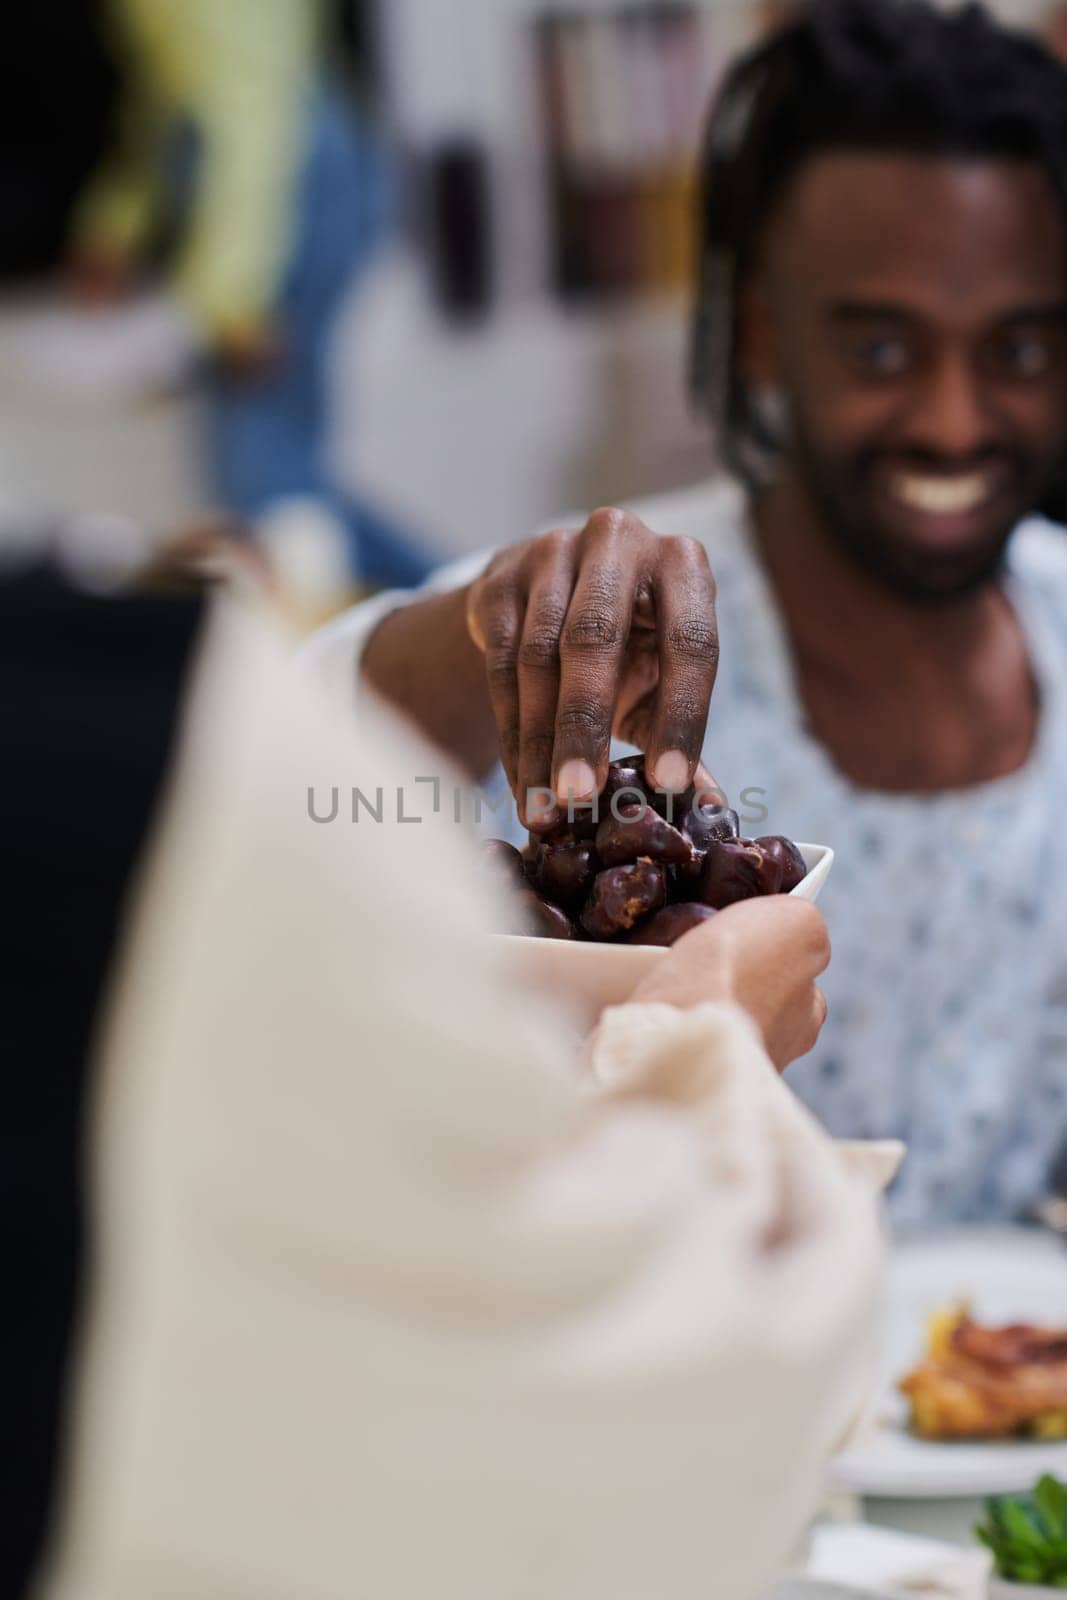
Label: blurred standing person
xmin=68 ymin=0 xmax=432 ymax=590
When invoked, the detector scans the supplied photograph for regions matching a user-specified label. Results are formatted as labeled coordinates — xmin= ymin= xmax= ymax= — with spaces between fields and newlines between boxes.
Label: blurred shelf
xmin=332 ymin=250 xmax=712 ymax=558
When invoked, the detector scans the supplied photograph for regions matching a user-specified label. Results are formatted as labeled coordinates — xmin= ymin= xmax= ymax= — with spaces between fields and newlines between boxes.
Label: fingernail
xmin=653 ymin=750 xmax=690 ymax=792
xmin=525 ymin=787 xmax=558 ymax=829
xmin=556 ymin=759 xmax=597 ymax=803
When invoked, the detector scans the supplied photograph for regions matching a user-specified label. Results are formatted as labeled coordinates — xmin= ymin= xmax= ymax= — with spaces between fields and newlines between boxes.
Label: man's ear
xmin=734 ymin=272 xmax=792 ymax=468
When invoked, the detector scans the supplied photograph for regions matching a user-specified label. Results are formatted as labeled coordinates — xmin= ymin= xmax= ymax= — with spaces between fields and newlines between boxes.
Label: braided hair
xmin=692 ymin=0 xmax=1067 ymax=487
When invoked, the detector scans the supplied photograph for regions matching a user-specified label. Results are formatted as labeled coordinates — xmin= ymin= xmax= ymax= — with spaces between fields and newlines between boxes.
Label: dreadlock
xmin=692 ymin=0 xmax=1067 ymax=485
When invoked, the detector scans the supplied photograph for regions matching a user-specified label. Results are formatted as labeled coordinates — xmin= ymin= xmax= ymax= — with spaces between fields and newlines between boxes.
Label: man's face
xmin=742 ymin=154 xmax=1067 ymax=600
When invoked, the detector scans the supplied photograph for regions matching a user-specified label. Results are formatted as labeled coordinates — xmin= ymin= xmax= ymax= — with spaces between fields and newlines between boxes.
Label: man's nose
xmin=906 ymin=352 xmax=998 ymax=459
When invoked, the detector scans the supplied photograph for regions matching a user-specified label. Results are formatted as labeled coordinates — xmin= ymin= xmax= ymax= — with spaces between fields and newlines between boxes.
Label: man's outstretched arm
xmin=363 ymin=582 xmax=501 ymax=782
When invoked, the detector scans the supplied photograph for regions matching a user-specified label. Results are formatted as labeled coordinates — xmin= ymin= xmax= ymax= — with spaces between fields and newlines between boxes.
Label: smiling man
xmin=307 ymin=0 xmax=1067 ymax=1225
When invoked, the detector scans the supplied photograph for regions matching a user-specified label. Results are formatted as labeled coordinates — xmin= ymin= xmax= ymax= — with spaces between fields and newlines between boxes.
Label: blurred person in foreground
xmin=2 ymin=555 xmax=885 ymax=1600
xmin=306 ymin=0 xmax=1067 ymax=1228
xmin=61 ymin=0 xmax=430 ymax=589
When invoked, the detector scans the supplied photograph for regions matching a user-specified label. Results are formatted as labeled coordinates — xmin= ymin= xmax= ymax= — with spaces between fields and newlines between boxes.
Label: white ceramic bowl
xmin=499 ymin=842 xmax=833 ymax=1028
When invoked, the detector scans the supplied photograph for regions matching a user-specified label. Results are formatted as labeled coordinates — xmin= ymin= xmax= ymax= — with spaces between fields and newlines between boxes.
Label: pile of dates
xmin=484 ymin=755 xmax=807 ymax=946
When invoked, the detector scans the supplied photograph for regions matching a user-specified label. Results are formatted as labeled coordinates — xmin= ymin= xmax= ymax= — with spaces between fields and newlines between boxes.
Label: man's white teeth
xmin=889 ymin=471 xmax=994 ymax=515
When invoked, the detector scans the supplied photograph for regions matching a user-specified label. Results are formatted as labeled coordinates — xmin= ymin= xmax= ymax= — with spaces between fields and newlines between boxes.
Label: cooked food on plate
xmin=900 ymin=1305 xmax=1067 ymax=1440
xmin=484 ymin=755 xmax=807 ymax=945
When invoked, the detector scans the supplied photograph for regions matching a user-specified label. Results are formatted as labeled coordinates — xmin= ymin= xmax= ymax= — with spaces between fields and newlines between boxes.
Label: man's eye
xmin=992 ymin=333 xmax=1054 ymax=379
xmin=851 ymin=336 xmax=911 ymax=377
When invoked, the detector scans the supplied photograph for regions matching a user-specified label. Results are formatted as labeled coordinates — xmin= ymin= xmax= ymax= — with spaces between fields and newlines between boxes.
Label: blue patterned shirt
xmin=651 ymin=480 xmax=1067 ymax=1227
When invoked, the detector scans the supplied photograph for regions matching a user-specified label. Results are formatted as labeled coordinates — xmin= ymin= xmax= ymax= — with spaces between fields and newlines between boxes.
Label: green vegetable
xmin=976 ymin=1475 xmax=1067 ymax=1586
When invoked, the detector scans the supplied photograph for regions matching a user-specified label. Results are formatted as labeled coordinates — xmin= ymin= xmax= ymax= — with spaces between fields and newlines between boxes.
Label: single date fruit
xmin=536 ymin=840 xmax=599 ymax=909
xmin=699 ymin=838 xmax=784 ymax=908
xmin=515 ymin=889 xmax=578 ymax=939
xmin=596 ymin=803 xmax=695 ymax=868
xmin=580 ymin=860 xmax=666 ymax=939
xmin=674 ymin=803 xmax=740 ymax=882
xmin=755 ymin=835 xmax=807 ymax=893
xmin=481 ymin=839 xmax=527 ymax=886
xmin=682 ymin=804 xmax=740 ymax=853
xmin=601 ymin=759 xmax=646 ymax=808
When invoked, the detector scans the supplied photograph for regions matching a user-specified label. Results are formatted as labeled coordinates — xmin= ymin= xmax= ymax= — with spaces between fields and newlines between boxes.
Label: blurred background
xmin=2 ymin=0 xmax=1066 ymax=604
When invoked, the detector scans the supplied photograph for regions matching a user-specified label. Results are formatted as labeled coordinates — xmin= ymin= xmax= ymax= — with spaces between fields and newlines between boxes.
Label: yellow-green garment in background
xmin=73 ymin=0 xmax=321 ymax=342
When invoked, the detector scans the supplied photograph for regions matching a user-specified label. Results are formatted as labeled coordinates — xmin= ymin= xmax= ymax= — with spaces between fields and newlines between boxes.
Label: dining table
xmin=770 ymin=1225 xmax=1067 ymax=1598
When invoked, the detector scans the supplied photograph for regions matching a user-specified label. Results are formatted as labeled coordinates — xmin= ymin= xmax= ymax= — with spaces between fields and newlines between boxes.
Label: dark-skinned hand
xmin=465 ymin=508 xmax=720 ymax=827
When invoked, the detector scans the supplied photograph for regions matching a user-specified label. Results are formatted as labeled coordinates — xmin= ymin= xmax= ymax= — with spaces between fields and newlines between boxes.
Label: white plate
xmin=831 ymin=1228 xmax=1067 ymax=1499
xmin=990 ymin=1583 xmax=1066 ymax=1599
xmin=770 ymin=1584 xmax=899 ymax=1599
xmin=499 ymin=842 xmax=833 ymax=1027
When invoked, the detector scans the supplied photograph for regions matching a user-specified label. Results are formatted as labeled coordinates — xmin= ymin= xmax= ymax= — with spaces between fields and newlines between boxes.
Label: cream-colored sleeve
xmin=39 ymin=599 xmax=882 ymax=1600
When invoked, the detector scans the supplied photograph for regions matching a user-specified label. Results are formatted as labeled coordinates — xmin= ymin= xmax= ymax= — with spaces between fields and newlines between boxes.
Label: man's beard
xmin=788 ymin=421 xmax=1015 ymax=606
